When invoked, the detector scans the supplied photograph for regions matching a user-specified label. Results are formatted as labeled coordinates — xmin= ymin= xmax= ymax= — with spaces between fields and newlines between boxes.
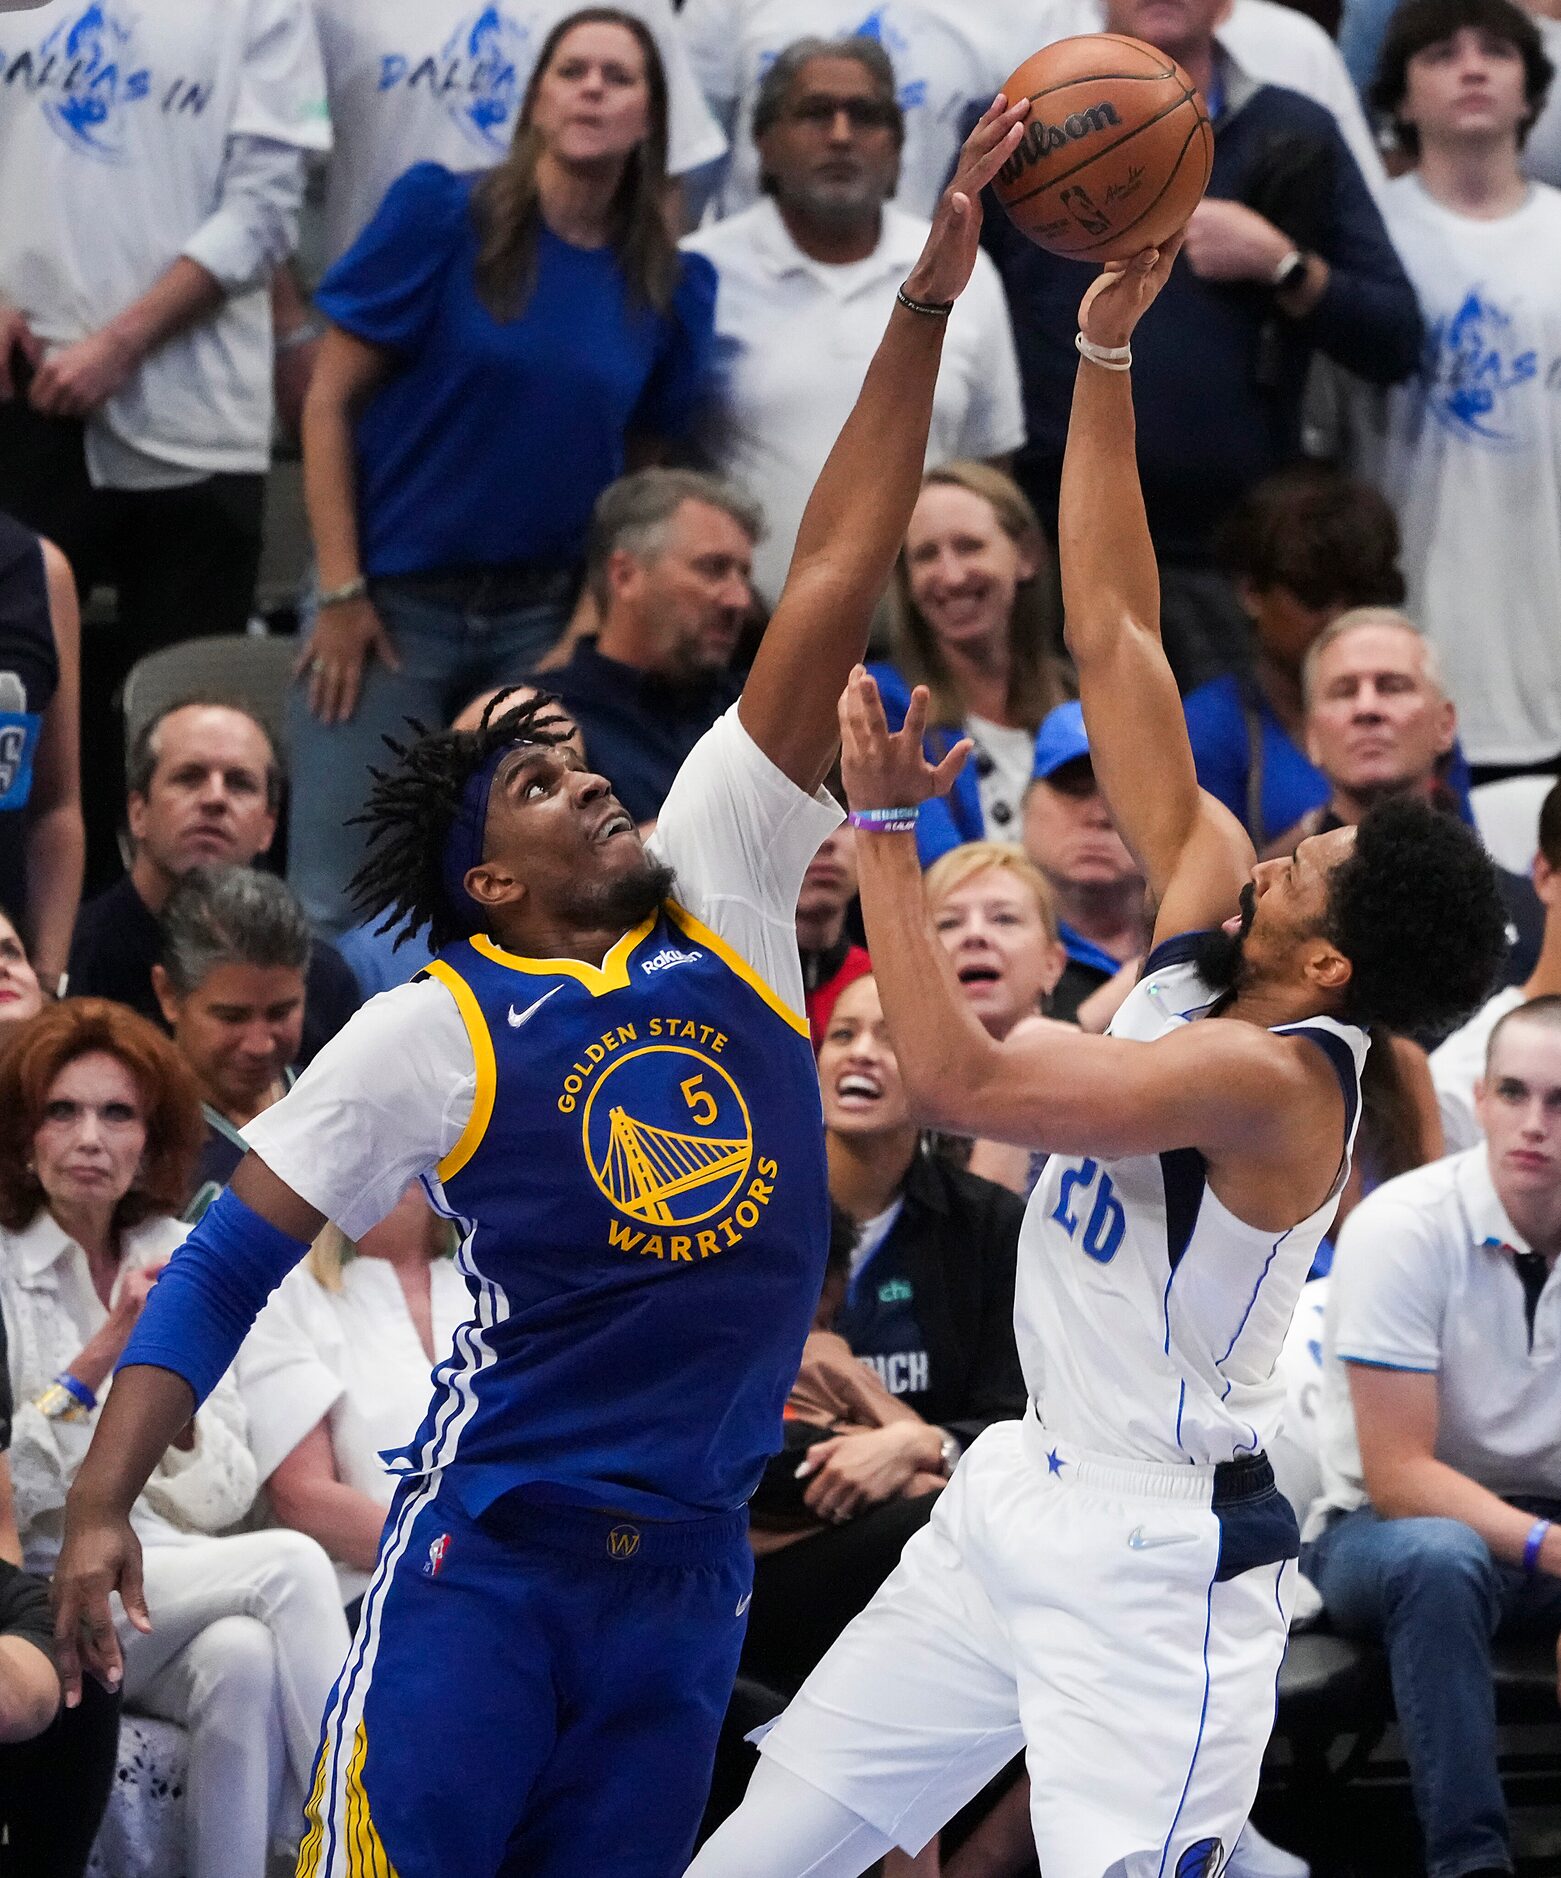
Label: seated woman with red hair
xmin=0 ymin=1000 xmax=349 ymax=1878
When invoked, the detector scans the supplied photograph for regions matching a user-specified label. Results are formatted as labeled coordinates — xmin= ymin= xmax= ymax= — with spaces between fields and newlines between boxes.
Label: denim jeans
xmin=1304 ymin=1504 xmax=1561 ymax=1878
xmin=286 ymin=572 xmax=571 ymax=935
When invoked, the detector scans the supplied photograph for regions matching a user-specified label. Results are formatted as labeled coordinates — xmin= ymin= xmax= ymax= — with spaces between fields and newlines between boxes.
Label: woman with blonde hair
xmin=237 ymin=1184 xmax=465 ymax=1623
xmin=871 ymin=462 xmax=1071 ymax=863
xmin=289 ymin=5 xmax=717 ymax=932
xmin=923 ymin=842 xmax=1067 ymax=1195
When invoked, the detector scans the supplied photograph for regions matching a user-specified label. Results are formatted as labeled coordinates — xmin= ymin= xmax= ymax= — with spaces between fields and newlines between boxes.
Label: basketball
xmin=992 ymin=35 xmax=1213 ymax=261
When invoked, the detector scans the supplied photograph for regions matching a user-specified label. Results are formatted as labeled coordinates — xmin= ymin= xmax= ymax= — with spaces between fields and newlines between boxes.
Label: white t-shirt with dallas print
xmin=1344 ymin=176 xmax=1561 ymax=766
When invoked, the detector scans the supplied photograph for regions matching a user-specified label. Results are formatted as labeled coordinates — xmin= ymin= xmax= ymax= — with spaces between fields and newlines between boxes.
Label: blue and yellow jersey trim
xmin=425 ymin=903 xmax=810 ymax=1186
xmin=424 ymin=959 xmax=497 ymax=1186
xmin=467 ymin=910 xmax=659 ymax=994
xmin=663 ymin=902 xmax=809 ymax=1041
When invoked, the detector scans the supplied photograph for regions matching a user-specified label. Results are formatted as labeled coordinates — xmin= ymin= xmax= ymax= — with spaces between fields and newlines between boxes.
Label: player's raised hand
xmin=1077 ymin=230 xmax=1186 ymax=353
xmin=839 ymin=668 xmax=971 ymax=812
xmin=900 ymin=94 xmax=1030 ymax=310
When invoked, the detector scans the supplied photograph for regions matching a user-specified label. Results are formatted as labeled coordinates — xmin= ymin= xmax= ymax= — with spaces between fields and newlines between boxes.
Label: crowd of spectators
xmin=0 ymin=0 xmax=1558 ymax=1871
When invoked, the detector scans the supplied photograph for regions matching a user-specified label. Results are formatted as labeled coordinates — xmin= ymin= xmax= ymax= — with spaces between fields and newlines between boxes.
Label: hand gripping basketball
xmin=899 ymin=94 xmax=1032 ymax=311
xmin=1078 ymin=230 xmax=1185 ymax=352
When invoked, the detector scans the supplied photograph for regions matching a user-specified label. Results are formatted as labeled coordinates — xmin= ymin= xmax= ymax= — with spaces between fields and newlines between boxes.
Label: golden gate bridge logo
xmin=582 ymin=1046 xmax=753 ymax=1226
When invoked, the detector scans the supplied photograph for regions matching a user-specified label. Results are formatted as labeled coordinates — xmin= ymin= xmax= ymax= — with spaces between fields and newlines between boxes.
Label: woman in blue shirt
xmin=290 ymin=7 xmax=716 ymax=932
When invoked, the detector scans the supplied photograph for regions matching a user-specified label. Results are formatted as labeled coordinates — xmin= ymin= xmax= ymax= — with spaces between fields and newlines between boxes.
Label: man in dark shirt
xmin=1021 ymin=703 xmax=1147 ymax=1023
xmin=539 ymin=469 xmax=759 ymax=825
xmin=983 ymin=0 xmax=1422 ymax=688
xmin=67 ymin=698 xmax=359 ymax=1062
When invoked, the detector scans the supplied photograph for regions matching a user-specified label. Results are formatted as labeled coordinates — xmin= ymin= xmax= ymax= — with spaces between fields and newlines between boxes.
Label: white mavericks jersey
xmin=1016 ymin=933 xmax=1367 ymax=1468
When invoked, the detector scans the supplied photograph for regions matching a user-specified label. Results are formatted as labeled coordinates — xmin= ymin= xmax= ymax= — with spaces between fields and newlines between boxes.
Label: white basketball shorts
xmin=755 ymin=1413 xmax=1299 ymax=1878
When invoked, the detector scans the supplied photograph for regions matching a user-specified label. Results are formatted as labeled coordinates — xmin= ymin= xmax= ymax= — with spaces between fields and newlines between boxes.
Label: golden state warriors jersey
xmin=382 ymin=900 xmax=831 ymax=1525
xmin=1017 ymin=933 xmax=1367 ymax=1467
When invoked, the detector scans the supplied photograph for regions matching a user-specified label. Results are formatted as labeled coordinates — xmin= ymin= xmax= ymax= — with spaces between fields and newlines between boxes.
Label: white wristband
xmin=1076 ymin=331 xmax=1133 ymax=371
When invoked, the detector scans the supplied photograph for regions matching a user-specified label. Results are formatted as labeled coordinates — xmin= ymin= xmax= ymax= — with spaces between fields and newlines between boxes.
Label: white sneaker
xmin=1225 ymin=1823 xmax=1310 ymax=1878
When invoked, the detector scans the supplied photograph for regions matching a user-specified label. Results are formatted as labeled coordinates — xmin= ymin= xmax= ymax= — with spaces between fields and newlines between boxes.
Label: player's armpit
xmin=1148 ymin=794 xmax=1259 ymax=950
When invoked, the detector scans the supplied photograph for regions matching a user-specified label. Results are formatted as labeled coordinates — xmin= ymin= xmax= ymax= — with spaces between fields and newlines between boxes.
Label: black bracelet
xmin=897 ymin=284 xmax=954 ymax=319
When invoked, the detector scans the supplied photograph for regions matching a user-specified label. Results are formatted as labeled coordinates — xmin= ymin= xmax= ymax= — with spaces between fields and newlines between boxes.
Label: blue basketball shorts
xmin=296 ymin=1478 xmax=752 ymax=1877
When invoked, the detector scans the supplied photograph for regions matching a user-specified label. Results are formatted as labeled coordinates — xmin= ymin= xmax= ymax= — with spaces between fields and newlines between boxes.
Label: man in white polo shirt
xmin=1433 ymin=780 xmax=1561 ymax=1152
xmin=682 ymin=34 xmax=1023 ymax=604
xmin=1305 ymin=997 xmax=1561 ymax=1878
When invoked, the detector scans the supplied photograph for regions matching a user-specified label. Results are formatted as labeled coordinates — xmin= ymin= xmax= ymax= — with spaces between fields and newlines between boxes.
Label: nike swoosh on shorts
xmin=1126 ymin=1526 xmax=1196 ymax=1550
xmin=508 ymin=987 xmax=562 ymax=1028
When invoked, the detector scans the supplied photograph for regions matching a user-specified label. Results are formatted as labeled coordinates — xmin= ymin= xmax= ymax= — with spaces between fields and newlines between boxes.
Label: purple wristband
xmin=848 ymin=807 xmax=919 ymax=835
xmin=1524 ymin=1518 xmax=1551 ymax=1577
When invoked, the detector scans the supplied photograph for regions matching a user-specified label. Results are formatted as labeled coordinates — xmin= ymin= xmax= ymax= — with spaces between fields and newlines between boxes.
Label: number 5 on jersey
xmin=1051 ymin=1158 xmax=1126 ymax=1264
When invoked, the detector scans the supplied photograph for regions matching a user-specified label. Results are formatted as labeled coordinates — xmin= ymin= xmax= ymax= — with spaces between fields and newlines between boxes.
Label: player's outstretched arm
xmin=50 ymin=1154 xmax=324 ymax=1709
xmin=736 ymin=94 xmax=1029 ymax=794
xmin=1059 ymin=244 xmax=1255 ymax=943
xmin=840 ymin=670 xmax=1328 ymax=1171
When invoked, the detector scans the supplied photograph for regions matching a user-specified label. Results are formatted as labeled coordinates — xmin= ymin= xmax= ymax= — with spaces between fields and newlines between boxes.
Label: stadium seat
xmin=119 ymin=632 xmax=294 ymax=759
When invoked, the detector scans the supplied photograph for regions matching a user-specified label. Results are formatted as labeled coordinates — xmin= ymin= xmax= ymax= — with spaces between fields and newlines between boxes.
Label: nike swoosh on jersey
xmin=735 ymin=1592 xmax=752 ymax=1616
xmin=508 ymin=987 xmax=562 ymax=1029
xmin=1126 ymin=1526 xmax=1196 ymax=1551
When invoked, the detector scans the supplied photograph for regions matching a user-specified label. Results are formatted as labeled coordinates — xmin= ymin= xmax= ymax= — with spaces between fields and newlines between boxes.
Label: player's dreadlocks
xmin=348 ymin=688 xmax=574 ymax=954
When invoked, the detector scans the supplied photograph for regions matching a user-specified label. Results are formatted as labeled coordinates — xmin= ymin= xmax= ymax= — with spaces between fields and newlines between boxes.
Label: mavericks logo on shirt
xmin=377 ymin=4 xmax=528 ymax=156
xmin=554 ymin=1013 xmax=780 ymax=1264
xmin=2 ymin=4 xmax=214 ymax=162
xmin=1427 ymin=289 xmax=1542 ymax=449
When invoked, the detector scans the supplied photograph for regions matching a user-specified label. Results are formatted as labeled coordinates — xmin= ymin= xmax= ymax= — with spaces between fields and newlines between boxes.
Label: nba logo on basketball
xmin=424 ymin=1532 xmax=451 ymax=1579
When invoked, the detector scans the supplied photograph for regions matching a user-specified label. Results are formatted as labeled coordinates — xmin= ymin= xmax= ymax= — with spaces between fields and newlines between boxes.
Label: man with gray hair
xmin=1264 ymin=607 xmax=1463 ymax=855
xmin=1270 ymin=610 xmax=1542 ymax=1043
xmin=683 ymin=33 xmax=1024 ymax=602
xmin=152 ymin=864 xmax=313 ymax=1218
xmin=535 ymin=468 xmax=760 ymax=824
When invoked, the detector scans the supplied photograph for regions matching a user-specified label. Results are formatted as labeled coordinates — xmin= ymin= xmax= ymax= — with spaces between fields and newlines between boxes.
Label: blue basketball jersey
xmin=387 ymin=900 xmax=831 ymax=1524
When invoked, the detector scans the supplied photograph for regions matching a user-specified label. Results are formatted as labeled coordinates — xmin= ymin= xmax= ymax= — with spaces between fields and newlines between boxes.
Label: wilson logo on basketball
xmin=997 ymin=102 xmax=1121 ymax=186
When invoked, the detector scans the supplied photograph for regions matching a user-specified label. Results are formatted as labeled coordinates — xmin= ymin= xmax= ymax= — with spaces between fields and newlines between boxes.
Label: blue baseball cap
xmin=1031 ymin=701 xmax=1092 ymax=782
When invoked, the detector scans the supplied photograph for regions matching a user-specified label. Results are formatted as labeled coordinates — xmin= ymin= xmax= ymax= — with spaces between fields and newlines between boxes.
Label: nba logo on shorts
xmin=1175 ymin=1839 xmax=1223 ymax=1878
xmin=424 ymin=1532 xmax=451 ymax=1579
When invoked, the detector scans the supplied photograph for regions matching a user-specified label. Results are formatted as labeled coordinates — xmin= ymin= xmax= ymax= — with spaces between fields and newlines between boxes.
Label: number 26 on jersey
xmin=1050 ymin=1157 xmax=1125 ymax=1264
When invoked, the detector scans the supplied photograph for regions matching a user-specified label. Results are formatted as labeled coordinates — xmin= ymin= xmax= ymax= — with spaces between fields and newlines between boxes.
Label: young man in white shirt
xmin=683 ymin=37 xmax=1024 ymax=603
xmin=1306 ymin=997 xmax=1561 ymax=1878
xmin=1349 ymin=0 xmax=1561 ymax=777
xmin=1433 ymin=779 xmax=1561 ymax=1149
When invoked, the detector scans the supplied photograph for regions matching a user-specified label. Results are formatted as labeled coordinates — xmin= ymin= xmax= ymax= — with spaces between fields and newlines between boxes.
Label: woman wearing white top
xmin=0 ymin=998 xmax=348 ymax=1878
xmin=868 ymin=463 xmax=1071 ymax=858
xmin=238 ymin=1184 xmax=466 ymax=1617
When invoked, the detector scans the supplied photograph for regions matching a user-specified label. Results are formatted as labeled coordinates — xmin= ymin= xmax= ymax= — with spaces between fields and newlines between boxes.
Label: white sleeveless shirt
xmin=1016 ymin=934 xmax=1367 ymax=1468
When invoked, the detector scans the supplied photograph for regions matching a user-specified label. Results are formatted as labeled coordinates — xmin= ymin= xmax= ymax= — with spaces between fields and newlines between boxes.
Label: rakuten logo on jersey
xmin=642 ymin=947 xmax=702 ymax=975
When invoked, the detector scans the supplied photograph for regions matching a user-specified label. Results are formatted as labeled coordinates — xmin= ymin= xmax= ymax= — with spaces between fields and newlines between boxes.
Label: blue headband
xmin=440 ymin=742 xmax=517 ymax=920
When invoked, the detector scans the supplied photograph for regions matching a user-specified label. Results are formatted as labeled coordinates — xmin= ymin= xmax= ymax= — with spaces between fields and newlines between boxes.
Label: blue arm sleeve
xmin=117 ymin=1189 xmax=310 ymax=1407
